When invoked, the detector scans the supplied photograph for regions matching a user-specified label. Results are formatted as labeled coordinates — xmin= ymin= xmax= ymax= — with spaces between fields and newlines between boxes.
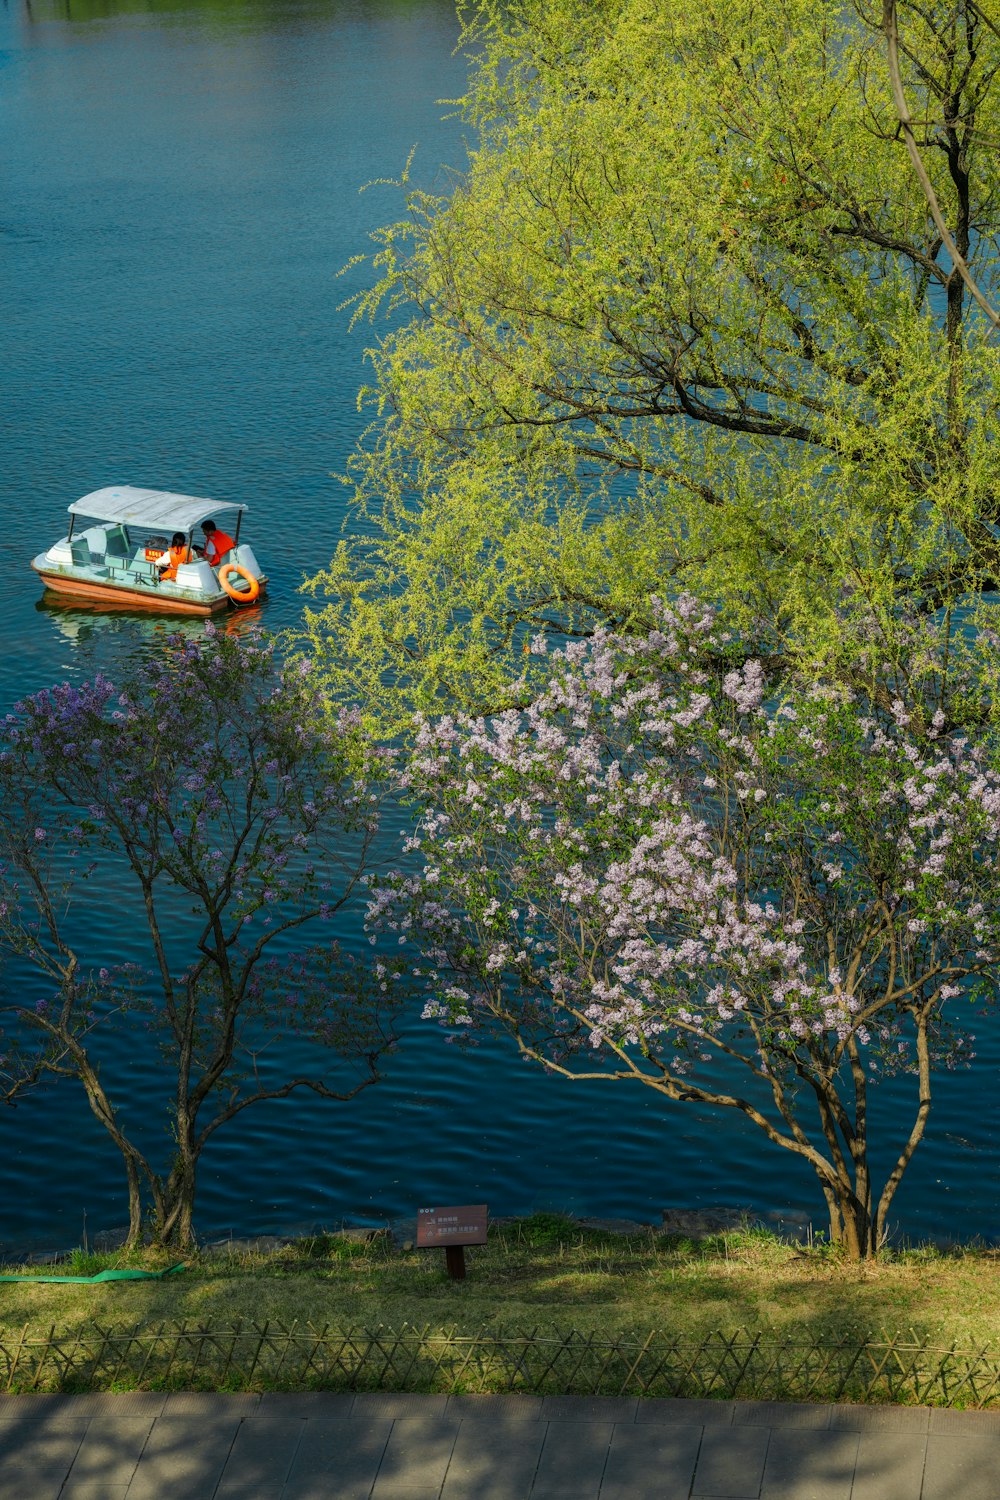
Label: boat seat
xmin=80 ymin=525 xmax=109 ymax=558
xmin=67 ymin=536 xmax=110 ymax=577
xmin=103 ymin=524 xmax=130 ymax=558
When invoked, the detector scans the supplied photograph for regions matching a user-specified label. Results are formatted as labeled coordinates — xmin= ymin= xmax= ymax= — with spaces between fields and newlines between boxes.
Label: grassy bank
xmin=1 ymin=1218 xmax=998 ymax=1401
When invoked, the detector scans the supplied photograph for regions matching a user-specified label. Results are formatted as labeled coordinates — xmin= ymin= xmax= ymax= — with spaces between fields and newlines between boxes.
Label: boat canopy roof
xmin=68 ymin=486 xmax=248 ymax=531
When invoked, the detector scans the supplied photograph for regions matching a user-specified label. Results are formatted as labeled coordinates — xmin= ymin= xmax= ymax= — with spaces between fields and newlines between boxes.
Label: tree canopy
xmin=302 ymin=0 xmax=1000 ymax=727
xmin=0 ymin=633 xmax=400 ymax=1248
xmin=377 ymin=599 xmax=1000 ymax=1257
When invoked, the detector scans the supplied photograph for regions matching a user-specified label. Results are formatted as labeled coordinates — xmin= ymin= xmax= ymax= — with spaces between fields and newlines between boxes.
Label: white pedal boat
xmin=31 ymin=486 xmax=268 ymax=616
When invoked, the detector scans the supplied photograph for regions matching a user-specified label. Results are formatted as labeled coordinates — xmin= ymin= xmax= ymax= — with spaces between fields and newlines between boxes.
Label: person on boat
xmin=199 ymin=519 xmax=236 ymax=568
xmin=157 ymin=532 xmax=193 ymax=583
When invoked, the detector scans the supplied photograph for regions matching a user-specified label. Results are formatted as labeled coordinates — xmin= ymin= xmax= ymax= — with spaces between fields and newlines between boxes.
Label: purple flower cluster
xmin=0 ymin=631 xmax=401 ymax=1245
xmin=378 ymin=596 xmax=1000 ymax=1089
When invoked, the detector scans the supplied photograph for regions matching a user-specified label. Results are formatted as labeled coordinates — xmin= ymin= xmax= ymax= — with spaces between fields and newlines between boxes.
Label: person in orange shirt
xmin=157 ymin=532 xmax=193 ymax=583
xmin=199 ymin=519 xmax=236 ymax=568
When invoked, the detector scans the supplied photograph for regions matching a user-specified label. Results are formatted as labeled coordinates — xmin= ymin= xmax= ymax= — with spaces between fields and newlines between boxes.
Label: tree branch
xmin=883 ymin=0 xmax=1000 ymax=332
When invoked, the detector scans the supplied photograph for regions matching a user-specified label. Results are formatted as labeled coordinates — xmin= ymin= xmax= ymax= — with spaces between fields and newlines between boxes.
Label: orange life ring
xmin=218 ymin=563 xmax=261 ymax=604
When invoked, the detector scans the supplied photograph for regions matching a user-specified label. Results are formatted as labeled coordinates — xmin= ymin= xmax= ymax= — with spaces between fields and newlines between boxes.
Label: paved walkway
xmin=0 ymin=1390 xmax=997 ymax=1499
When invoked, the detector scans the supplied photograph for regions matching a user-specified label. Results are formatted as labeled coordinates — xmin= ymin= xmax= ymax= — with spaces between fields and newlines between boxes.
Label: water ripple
xmin=0 ymin=0 xmax=996 ymax=1255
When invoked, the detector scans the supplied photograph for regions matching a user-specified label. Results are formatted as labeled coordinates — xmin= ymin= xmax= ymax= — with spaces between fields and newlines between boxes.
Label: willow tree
xmin=303 ymin=0 xmax=1000 ymax=726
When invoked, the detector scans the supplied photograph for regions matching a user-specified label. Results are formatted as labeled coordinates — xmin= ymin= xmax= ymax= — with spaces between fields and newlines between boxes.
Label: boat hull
xmin=34 ymin=567 xmax=232 ymax=615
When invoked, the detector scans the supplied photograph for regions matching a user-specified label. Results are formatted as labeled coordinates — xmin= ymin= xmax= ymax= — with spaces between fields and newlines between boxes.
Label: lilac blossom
xmin=379 ymin=598 xmax=1000 ymax=1260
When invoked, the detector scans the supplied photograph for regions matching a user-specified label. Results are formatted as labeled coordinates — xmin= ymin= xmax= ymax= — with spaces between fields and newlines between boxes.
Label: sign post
xmin=416 ymin=1204 xmax=488 ymax=1280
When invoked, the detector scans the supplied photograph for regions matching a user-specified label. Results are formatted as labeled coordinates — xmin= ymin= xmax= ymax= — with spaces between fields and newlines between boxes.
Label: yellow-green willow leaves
xmin=302 ymin=0 xmax=1000 ymax=729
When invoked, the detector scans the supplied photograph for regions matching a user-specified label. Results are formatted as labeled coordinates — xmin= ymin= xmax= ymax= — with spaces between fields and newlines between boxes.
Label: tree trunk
xmin=823 ymin=1187 xmax=875 ymax=1259
xmin=151 ymin=1156 xmax=199 ymax=1248
xmin=123 ymin=1154 xmax=144 ymax=1251
xmin=72 ymin=1050 xmax=151 ymax=1253
xmin=815 ymin=1146 xmax=876 ymax=1260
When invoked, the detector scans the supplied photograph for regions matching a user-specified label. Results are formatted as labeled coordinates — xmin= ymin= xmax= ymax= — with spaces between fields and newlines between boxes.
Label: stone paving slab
xmin=531 ymin=1419 xmax=613 ymax=1497
xmin=637 ymin=1397 xmax=737 ymax=1425
xmin=258 ymin=1391 xmax=355 ymax=1417
xmin=540 ymin=1395 xmax=638 ymax=1423
xmin=0 ymin=1393 xmax=115 ymax=1418
xmin=0 ymin=1392 xmax=168 ymax=1420
xmin=215 ymin=1415 xmax=305 ymax=1488
xmin=161 ymin=1391 xmax=261 ymax=1417
xmin=828 ymin=1404 xmax=931 ymax=1432
xmin=354 ymin=1392 xmax=451 ymax=1420
xmin=60 ymin=1485 xmax=131 ymax=1500
xmin=446 ymin=1393 xmax=543 ymax=1421
xmin=0 ymin=1407 xmax=94 ymax=1436
xmin=735 ymin=1400 xmax=833 ymax=1429
xmin=371 ymin=1417 xmax=461 ymax=1496
xmin=759 ymin=1429 xmax=860 ymax=1499
xmin=693 ymin=1424 xmax=771 ymax=1497
xmin=850 ymin=1433 xmax=928 ymax=1500
xmin=0 ymin=1428 xmax=87 ymax=1500
xmin=122 ymin=1413 xmax=241 ymax=1500
xmin=442 ymin=1415 xmax=546 ymax=1499
xmin=921 ymin=1432 xmax=1000 ymax=1500
xmin=283 ymin=1481 xmax=374 ymax=1500
xmin=284 ymin=1418 xmax=393 ymax=1500
xmin=217 ymin=1488 xmax=284 ymax=1500
xmin=600 ymin=1421 xmax=702 ymax=1500
xmin=0 ymin=1391 xmax=998 ymax=1495
xmin=926 ymin=1405 xmax=1000 ymax=1433
xmin=61 ymin=1413 xmax=153 ymax=1493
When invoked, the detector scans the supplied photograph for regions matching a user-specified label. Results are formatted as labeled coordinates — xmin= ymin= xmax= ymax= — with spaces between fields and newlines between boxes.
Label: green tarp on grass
xmin=0 ymin=1264 xmax=185 ymax=1283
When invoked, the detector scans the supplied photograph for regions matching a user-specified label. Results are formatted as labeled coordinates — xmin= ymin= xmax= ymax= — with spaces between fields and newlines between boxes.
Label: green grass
xmin=1 ymin=1219 xmax=998 ymax=1350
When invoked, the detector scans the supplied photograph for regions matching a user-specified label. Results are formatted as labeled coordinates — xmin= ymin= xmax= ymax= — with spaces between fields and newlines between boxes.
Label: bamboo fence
xmin=0 ymin=1322 xmax=998 ymax=1405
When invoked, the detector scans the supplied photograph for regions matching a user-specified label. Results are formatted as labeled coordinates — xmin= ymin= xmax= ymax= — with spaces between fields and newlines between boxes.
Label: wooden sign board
xmin=416 ymin=1204 xmax=488 ymax=1248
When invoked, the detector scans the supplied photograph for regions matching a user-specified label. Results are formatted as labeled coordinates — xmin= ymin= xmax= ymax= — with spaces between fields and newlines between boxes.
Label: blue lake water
xmin=1 ymin=0 xmax=998 ymax=1254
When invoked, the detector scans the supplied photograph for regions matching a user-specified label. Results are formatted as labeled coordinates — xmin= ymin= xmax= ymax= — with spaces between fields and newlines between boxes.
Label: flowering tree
xmin=0 ymin=632 xmax=400 ymax=1249
xmin=376 ymin=599 xmax=1000 ymax=1259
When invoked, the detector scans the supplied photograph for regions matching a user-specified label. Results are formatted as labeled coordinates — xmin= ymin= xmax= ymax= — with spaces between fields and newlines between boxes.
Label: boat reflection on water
xmin=36 ymin=592 xmax=265 ymax=654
